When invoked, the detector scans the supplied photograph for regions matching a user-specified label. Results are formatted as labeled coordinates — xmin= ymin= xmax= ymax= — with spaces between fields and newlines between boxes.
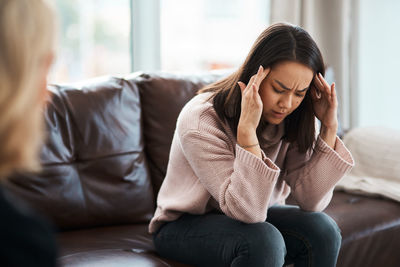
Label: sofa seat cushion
xmin=325 ymin=191 xmax=400 ymax=267
xmin=58 ymin=224 xmax=192 ymax=267
xmin=60 ymin=249 xmax=170 ymax=267
xmin=57 ymin=192 xmax=400 ymax=267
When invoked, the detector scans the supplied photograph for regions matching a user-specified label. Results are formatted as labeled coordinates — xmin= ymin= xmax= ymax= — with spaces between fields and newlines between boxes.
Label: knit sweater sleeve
xmin=284 ymin=135 xmax=354 ymax=211
xmin=179 ymin=128 xmax=280 ymax=223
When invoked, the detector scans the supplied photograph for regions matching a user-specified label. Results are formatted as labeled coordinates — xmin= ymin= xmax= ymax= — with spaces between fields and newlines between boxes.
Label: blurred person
xmin=0 ymin=0 xmax=57 ymax=266
xmin=149 ymin=23 xmax=354 ymax=267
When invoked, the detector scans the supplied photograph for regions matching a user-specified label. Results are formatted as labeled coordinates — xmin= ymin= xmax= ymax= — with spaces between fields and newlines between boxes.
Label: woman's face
xmin=259 ymin=60 xmax=314 ymax=124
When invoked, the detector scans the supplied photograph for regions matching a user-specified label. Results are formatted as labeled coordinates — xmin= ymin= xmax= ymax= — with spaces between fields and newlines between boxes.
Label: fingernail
xmin=259 ymin=65 xmax=263 ymax=72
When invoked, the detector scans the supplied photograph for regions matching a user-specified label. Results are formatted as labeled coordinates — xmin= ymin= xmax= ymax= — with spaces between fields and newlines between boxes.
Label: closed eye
xmin=273 ymin=87 xmax=284 ymax=94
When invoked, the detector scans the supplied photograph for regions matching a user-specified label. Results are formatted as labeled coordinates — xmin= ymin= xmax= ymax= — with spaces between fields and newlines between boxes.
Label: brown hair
xmin=199 ymin=23 xmax=325 ymax=153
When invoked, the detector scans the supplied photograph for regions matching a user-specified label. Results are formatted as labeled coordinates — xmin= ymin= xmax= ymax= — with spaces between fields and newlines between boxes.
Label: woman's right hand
xmin=237 ymin=65 xmax=270 ymax=137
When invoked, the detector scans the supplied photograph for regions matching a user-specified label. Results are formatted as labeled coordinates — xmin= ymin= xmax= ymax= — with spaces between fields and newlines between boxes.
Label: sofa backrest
xmin=4 ymin=76 xmax=154 ymax=230
xmin=3 ymin=71 xmax=225 ymax=230
xmin=130 ymin=71 xmax=225 ymax=195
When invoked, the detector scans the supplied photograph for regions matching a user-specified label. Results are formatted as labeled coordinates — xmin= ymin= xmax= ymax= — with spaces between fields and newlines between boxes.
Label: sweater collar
xmin=258 ymin=121 xmax=285 ymax=146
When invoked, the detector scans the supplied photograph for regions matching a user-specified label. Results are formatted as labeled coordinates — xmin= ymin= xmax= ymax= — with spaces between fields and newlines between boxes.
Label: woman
xmin=150 ymin=23 xmax=355 ymax=267
xmin=0 ymin=0 xmax=57 ymax=266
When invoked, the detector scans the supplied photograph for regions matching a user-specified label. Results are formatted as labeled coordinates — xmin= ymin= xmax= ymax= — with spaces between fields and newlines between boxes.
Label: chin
xmin=265 ymin=117 xmax=284 ymax=125
xmin=269 ymin=121 xmax=282 ymax=125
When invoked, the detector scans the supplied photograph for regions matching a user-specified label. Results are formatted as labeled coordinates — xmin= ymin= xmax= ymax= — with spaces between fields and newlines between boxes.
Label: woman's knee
xmin=238 ymin=222 xmax=286 ymax=266
xmin=302 ymin=212 xmax=342 ymax=250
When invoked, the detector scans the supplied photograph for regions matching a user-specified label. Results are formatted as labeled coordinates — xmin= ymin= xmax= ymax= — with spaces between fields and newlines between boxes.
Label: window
xmin=160 ymin=0 xmax=270 ymax=71
xmin=49 ymin=0 xmax=271 ymax=82
xmin=50 ymin=0 xmax=131 ymax=83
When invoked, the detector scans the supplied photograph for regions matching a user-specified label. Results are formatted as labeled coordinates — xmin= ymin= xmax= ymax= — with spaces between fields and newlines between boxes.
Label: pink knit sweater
xmin=148 ymin=93 xmax=354 ymax=234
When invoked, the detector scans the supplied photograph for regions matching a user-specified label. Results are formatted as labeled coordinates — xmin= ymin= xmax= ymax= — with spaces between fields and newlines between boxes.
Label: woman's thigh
xmin=153 ymin=212 xmax=286 ymax=267
xmin=267 ymin=205 xmax=342 ymax=267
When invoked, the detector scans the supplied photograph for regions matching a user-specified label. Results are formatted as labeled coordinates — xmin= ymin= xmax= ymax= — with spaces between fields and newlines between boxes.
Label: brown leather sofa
xmin=4 ymin=71 xmax=400 ymax=267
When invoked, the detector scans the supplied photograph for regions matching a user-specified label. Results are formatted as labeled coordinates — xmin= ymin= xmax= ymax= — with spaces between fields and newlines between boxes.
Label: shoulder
xmin=177 ymin=92 xmax=221 ymax=133
xmin=176 ymin=92 xmax=234 ymax=147
xmin=0 ymin=188 xmax=57 ymax=266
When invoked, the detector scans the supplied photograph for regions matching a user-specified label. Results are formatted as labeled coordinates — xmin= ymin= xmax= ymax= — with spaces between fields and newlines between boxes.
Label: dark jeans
xmin=153 ymin=205 xmax=341 ymax=267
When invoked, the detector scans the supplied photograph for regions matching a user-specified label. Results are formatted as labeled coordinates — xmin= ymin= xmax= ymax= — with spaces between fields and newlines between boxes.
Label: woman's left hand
xmin=311 ymin=73 xmax=338 ymax=131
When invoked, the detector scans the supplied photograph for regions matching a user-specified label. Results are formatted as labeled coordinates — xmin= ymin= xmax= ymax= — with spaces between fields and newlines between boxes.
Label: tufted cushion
xmin=4 ymin=77 xmax=154 ymax=230
xmin=336 ymin=127 xmax=400 ymax=202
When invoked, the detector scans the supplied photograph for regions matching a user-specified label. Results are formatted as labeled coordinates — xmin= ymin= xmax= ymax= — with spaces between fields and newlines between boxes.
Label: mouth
xmin=272 ymin=111 xmax=286 ymax=118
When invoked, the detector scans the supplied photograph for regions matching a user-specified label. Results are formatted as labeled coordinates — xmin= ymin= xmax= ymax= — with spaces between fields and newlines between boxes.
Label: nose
xmin=278 ymin=94 xmax=292 ymax=110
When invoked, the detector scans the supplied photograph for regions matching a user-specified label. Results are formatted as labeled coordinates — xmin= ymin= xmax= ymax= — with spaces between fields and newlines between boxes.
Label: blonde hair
xmin=0 ymin=0 xmax=56 ymax=178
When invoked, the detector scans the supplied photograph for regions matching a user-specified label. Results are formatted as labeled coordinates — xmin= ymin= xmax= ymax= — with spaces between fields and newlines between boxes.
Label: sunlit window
xmin=50 ymin=0 xmax=131 ymax=83
xmin=160 ymin=0 xmax=270 ymax=72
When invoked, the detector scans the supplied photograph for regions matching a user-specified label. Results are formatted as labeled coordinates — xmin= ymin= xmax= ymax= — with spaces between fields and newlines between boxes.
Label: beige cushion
xmin=336 ymin=127 xmax=400 ymax=201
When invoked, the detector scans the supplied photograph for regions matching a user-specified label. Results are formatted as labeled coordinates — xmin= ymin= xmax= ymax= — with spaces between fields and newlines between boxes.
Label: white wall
xmin=357 ymin=0 xmax=400 ymax=129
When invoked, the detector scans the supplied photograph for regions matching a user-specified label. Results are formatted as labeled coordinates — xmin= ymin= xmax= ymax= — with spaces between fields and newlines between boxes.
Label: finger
xmin=247 ymin=65 xmax=269 ymax=94
xmin=310 ymin=85 xmax=321 ymax=101
xmin=311 ymin=77 xmax=322 ymax=98
xmin=314 ymin=73 xmax=323 ymax=87
xmin=252 ymin=65 xmax=263 ymax=88
xmin=258 ymin=67 xmax=271 ymax=88
xmin=254 ymin=65 xmax=266 ymax=86
xmin=254 ymin=66 xmax=270 ymax=90
xmin=313 ymin=76 xmax=325 ymax=99
xmin=246 ymin=75 xmax=257 ymax=93
xmin=331 ymin=83 xmax=338 ymax=105
xmin=314 ymin=74 xmax=326 ymax=92
xmin=318 ymin=73 xmax=332 ymax=95
xmin=238 ymin=81 xmax=246 ymax=93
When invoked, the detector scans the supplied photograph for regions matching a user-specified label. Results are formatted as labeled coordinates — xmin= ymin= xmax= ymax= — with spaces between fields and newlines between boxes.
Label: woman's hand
xmin=236 ymin=65 xmax=270 ymax=157
xmin=237 ymin=65 xmax=270 ymax=133
xmin=311 ymin=73 xmax=338 ymax=148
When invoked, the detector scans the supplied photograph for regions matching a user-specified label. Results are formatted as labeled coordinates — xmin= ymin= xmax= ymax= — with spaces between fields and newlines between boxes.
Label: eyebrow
xmin=274 ymin=79 xmax=309 ymax=92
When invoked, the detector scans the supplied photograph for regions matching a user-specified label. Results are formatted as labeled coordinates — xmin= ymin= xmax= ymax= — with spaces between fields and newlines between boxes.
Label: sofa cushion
xmin=4 ymin=77 xmax=154 ymax=230
xmin=58 ymin=224 xmax=191 ymax=267
xmin=130 ymin=71 xmax=227 ymax=195
xmin=336 ymin=127 xmax=400 ymax=202
xmin=55 ymin=191 xmax=400 ymax=267
xmin=326 ymin=191 xmax=400 ymax=267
